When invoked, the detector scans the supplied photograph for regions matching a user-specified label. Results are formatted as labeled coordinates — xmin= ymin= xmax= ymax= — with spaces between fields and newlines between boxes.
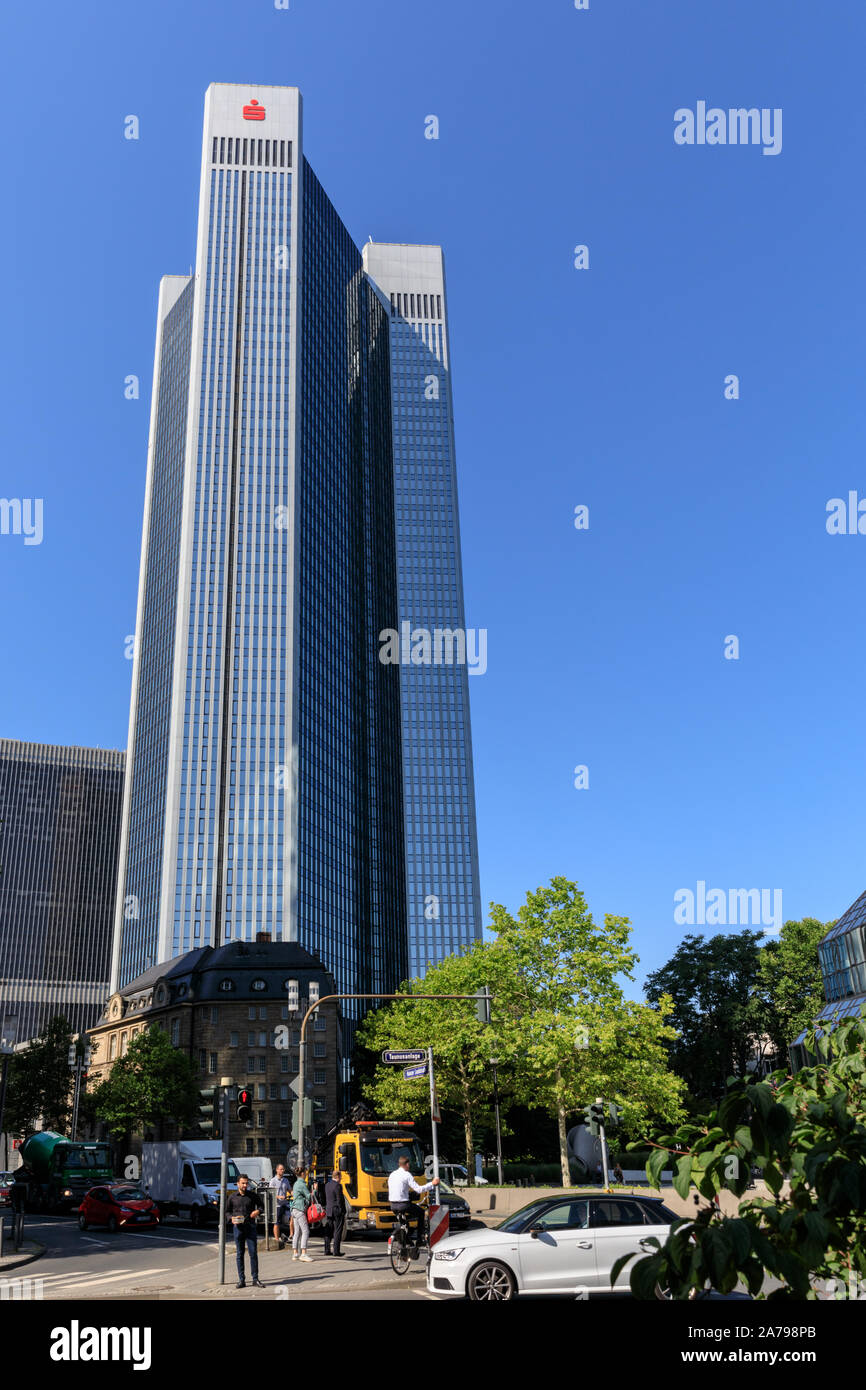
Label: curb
xmin=0 ymin=1241 xmax=47 ymax=1273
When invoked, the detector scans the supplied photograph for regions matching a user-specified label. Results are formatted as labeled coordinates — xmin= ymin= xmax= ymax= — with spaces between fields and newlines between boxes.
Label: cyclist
xmin=387 ymin=1155 xmax=439 ymax=1251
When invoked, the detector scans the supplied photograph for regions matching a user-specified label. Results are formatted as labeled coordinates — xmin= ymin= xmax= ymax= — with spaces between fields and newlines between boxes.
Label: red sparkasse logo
xmin=243 ymin=99 xmax=265 ymax=121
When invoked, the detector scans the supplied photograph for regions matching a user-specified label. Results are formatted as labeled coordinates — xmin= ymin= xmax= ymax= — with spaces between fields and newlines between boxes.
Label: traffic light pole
xmin=296 ymin=992 xmax=493 ymax=1183
xmin=596 ymin=1096 xmax=610 ymax=1190
xmin=218 ymin=1088 xmax=229 ymax=1286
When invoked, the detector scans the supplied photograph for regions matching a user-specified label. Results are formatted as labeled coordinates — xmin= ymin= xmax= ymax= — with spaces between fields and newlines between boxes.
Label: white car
xmin=426 ymin=1192 xmax=677 ymax=1301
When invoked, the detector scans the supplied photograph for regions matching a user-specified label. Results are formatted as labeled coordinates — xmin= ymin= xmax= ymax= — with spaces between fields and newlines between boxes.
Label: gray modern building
xmin=363 ymin=244 xmax=483 ymax=975
xmin=113 ymin=86 xmax=482 ymax=1058
xmin=0 ymin=740 xmax=125 ymax=1041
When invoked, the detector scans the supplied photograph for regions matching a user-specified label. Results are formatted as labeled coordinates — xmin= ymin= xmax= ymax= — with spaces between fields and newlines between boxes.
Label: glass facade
xmin=363 ymin=245 xmax=483 ymax=976
xmin=0 ymin=740 xmax=125 ymax=1040
xmin=114 ymin=88 xmax=407 ymax=1060
xmin=296 ymin=166 xmax=406 ymax=1051
xmin=120 ymin=278 xmax=194 ymax=983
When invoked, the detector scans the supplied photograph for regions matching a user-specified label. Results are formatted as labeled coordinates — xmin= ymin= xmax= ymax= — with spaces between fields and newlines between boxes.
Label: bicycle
xmin=388 ymin=1197 xmax=430 ymax=1276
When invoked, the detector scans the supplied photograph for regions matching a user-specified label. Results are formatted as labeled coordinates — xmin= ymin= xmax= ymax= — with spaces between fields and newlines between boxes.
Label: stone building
xmin=87 ymin=941 xmax=340 ymax=1159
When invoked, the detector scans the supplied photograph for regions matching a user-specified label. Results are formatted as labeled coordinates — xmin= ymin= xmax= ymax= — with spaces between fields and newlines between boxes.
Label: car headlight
xmin=433 ymin=1248 xmax=465 ymax=1261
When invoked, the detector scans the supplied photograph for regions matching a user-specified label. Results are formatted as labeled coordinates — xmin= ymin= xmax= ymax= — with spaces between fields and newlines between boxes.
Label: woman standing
xmin=291 ymin=1168 xmax=313 ymax=1262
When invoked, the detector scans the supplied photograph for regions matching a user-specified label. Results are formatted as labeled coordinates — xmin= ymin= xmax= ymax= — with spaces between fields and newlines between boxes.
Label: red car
xmin=78 ymin=1182 xmax=160 ymax=1232
xmin=0 ymin=1173 xmax=14 ymax=1208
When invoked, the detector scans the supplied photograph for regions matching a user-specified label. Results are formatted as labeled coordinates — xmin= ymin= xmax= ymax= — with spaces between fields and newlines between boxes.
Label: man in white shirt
xmin=387 ymin=1155 xmax=439 ymax=1250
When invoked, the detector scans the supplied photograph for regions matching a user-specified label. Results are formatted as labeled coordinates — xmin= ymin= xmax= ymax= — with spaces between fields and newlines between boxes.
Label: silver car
xmin=426 ymin=1192 xmax=677 ymax=1300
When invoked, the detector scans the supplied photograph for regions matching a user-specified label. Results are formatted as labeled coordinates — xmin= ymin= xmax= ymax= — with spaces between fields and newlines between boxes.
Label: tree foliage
xmin=89 ymin=1027 xmax=201 ymax=1139
xmin=613 ymin=1008 xmax=866 ymax=1300
xmin=489 ymin=879 xmax=686 ymax=1182
xmin=754 ymin=917 xmax=829 ymax=1060
xmin=645 ymin=931 xmax=764 ymax=1102
xmin=355 ymin=944 xmax=515 ymax=1171
xmin=5 ymin=1015 xmax=74 ymax=1134
xmin=358 ymin=878 xmax=685 ymax=1182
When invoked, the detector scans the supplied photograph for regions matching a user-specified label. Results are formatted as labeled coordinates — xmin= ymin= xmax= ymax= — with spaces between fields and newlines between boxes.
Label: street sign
xmin=431 ymin=1082 xmax=442 ymax=1125
xmin=428 ymin=1203 xmax=450 ymax=1248
xmin=403 ymin=1063 xmax=428 ymax=1079
xmin=382 ymin=1049 xmax=426 ymax=1065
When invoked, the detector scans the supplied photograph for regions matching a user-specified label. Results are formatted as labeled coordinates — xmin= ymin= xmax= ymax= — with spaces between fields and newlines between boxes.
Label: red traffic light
xmin=236 ymin=1089 xmax=252 ymax=1123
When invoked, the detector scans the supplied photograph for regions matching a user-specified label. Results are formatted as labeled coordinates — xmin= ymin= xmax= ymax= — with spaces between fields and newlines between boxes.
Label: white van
xmin=230 ymin=1156 xmax=274 ymax=1187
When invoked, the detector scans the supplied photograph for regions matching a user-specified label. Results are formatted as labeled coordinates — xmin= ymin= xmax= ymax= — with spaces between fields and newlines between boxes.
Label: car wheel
xmin=190 ymin=1205 xmax=202 ymax=1228
xmin=78 ymin=1213 xmax=88 ymax=1231
xmin=106 ymin=1215 xmax=118 ymax=1234
xmin=467 ymin=1260 xmax=516 ymax=1302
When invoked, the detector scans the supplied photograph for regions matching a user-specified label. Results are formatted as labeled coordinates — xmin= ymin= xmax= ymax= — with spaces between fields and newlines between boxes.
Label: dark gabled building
xmin=89 ymin=940 xmax=340 ymax=1158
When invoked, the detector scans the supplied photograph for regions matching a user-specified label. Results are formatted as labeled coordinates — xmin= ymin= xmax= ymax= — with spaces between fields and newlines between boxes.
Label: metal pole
xmin=218 ymin=1088 xmax=228 ymax=1286
xmin=491 ymin=1061 xmax=504 ymax=1186
xmin=0 ymin=1053 xmax=10 ymax=1173
xmin=597 ymin=1097 xmax=610 ymax=1190
xmin=427 ymin=1047 xmax=439 ymax=1191
xmin=71 ymin=1063 xmax=82 ymax=1143
xmin=296 ymin=991 xmax=491 ymax=1194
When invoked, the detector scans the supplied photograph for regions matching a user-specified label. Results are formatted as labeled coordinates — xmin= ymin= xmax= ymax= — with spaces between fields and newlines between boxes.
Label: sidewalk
xmin=89 ymin=1239 xmax=426 ymax=1300
xmin=0 ymin=1239 xmax=46 ymax=1273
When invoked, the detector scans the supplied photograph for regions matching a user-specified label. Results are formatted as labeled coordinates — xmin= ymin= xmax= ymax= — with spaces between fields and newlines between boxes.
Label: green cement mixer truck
xmin=18 ymin=1131 xmax=114 ymax=1212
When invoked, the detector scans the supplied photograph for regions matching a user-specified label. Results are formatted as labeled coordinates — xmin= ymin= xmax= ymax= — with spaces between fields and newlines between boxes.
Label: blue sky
xmin=2 ymin=1 xmax=864 ymax=991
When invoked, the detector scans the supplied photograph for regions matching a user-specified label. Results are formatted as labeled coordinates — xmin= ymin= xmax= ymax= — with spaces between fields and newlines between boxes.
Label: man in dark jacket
xmin=323 ymin=1169 xmax=346 ymax=1257
xmin=226 ymin=1174 xmax=265 ymax=1288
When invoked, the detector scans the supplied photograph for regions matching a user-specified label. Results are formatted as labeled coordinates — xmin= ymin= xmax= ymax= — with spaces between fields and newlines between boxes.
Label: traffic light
xmin=474 ymin=987 xmax=491 ymax=1025
xmin=584 ymin=1101 xmax=605 ymax=1136
xmin=291 ymin=1098 xmax=312 ymax=1141
xmin=607 ymin=1102 xmax=620 ymax=1129
xmin=236 ymin=1088 xmax=253 ymax=1124
xmin=198 ymin=1087 xmax=216 ymax=1135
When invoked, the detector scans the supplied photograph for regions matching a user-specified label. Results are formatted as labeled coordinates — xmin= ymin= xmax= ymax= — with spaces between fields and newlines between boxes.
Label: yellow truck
xmin=313 ymin=1118 xmax=426 ymax=1236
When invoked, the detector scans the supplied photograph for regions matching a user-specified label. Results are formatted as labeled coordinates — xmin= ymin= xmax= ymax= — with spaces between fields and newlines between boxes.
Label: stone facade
xmin=87 ymin=941 xmax=340 ymax=1159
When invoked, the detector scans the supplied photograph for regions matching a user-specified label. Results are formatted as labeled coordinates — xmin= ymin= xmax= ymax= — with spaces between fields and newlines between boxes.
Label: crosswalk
xmin=38 ymin=1266 xmax=171 ymax=1297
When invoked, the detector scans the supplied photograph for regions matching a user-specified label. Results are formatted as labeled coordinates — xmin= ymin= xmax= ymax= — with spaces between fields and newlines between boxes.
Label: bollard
xmin=14 ymin=1213 xmax=24 ymax=1249
xmin=0 ymin=1216 xmax=4 ymax=1257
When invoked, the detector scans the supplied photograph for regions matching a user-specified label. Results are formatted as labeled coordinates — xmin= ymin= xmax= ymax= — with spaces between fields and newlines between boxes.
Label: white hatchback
xmin=426 ymin=1192 xmax=677 ymax=1300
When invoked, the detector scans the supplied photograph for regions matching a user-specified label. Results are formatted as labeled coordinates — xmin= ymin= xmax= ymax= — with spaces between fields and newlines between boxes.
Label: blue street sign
xmin=382 ymin=1048 xmax=426 ymax=1065
xmin=403 ymin=1063 xmax=428 ymax=1079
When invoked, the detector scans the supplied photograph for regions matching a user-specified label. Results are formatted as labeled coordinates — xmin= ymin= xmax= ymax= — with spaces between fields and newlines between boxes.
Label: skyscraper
xmin=363 ymin=245 xmax=483 ymax=974
xmin=113 ymin=85 xmax=483 ymax=1045
xmin=0 ymin=740 xmax=125 ymax=1041
xmin=112 ymin=86 xmax=406 ymax=1052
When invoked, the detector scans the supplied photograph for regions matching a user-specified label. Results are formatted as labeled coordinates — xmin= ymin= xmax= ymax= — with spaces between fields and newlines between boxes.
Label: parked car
xmin=0 ymin=1172 xmax=15 ymax=1207
xmin=78 ymin=1182 xmax=161 ymax=1232
xmin=427 ymin=1192 xmax=678 ymax=1301
xmin=435 ymin=1179 xmax=472 ymax=1228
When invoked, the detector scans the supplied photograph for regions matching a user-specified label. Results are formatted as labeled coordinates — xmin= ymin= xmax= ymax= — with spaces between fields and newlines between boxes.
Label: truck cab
xmin=315 ymin=1119 xmax=427 ymax=1235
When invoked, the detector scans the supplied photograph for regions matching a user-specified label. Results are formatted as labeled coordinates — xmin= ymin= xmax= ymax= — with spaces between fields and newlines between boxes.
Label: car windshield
xmin=359 ymin=1140 xmax=425 ymax=1175
xmin=495 ymin=1201 xmax=557 ymax=1234
xmin=113 ymin=1187 xmax=148 ymax=1202
xmin=63 ymin=1147 xmax=111 ymax=1168
xmin=195 ymin=1161 xmax=238 ymax=1185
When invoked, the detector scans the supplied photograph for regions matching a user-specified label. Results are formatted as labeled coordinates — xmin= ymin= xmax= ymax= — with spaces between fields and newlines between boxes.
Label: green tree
xmin=613 ymin=1007 xmax=866 ymax=1300
xmin=355 ymin=944 xmax=516 ymax=1173
xmin=489 ymin=878 xmax=686 ymax=1184
xmin=754 ymin=917 xmax=829 ymax=1060
xmin=645 ymin=931 xmax=764 ymax=1103
xmin=5 ymin=1015 xmax=74 ymax=1134
xmin=89 ymin=1027 xmax=201 ymax=1141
